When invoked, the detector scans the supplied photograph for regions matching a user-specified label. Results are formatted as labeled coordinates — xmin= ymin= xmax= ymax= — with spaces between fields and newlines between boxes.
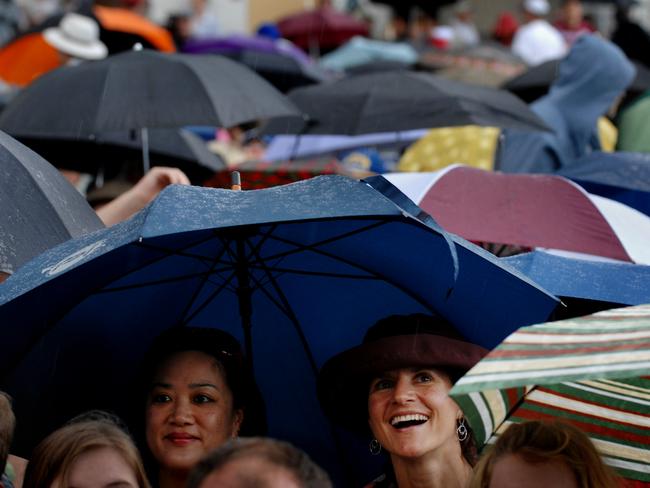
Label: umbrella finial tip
xmin=231 ymin=171 xmax=242 ymax=191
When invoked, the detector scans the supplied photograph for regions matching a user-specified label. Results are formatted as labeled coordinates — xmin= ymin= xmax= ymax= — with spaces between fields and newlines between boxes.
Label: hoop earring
xmin=369 ymin=438 xmax=382 ymax=455
xmin=457 ymin=417 xmax=468 ymax=442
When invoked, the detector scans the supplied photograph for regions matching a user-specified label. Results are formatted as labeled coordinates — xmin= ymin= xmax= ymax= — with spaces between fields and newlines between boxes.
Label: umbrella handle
xmin=231 ymin=171 xmax=242 ymax=191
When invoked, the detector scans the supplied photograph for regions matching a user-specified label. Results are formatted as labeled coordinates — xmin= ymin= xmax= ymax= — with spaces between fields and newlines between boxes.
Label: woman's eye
xmin=150 ymin=393 xmax=171 ymax=404
xmin=415 ymin=372 xmax=433 ymax=383
xmin=193 ymin=394 xmax=214 ymax=404
xmin=371 ymin=379 xmax=393 ymax=392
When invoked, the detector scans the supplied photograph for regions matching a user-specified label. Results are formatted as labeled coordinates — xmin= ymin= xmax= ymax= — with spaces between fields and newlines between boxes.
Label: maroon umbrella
xmin=384 ymin=166 xmax=650 ymax=263
xmin=277 ymin=7 xmax=368 ymax=53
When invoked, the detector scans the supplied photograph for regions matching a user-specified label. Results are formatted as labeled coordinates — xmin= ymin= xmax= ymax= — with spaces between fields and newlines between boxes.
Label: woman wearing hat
xmin=138 ymin=327 xmax=266 ymax=488
xmin=318 ymin=314 xmax=487 ymax=488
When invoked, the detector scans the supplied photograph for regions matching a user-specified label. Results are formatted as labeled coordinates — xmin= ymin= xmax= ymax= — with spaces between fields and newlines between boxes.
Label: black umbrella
xmin=212 ymin=49 xmax=331 ymax=93
xmin=0 ymin=130 xmax=104 ymax=275
xmin=0 ymin=49 xmax=300 ymax=170
xmin=15 ymin=128 xmax=226 ymax=184
xmin=263 ymin=71 xmax=550 ymax=136
xmin=502 ymin=59 xmax=650 ymax=103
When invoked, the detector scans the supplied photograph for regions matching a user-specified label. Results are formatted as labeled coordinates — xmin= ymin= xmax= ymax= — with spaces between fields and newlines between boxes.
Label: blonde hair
xmin=471 ymin=420 xmax=619 ymax=488
xmin=23 ymin=414 xmax=151 ymax=488
xmin=0 ymin=392 xmax=15 ymax=472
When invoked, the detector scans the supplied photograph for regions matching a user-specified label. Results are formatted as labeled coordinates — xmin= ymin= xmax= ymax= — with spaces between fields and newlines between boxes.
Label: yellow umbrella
xmin=397 ymin=125 xmax=500 ymax=172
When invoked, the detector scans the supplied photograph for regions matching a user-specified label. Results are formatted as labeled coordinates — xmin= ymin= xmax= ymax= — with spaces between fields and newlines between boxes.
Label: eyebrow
xmin=151 ymin=382 xmax=219 ymax=390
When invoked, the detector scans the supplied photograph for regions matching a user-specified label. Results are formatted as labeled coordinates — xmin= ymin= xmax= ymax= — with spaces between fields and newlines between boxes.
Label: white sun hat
xmin=43 ymin=12 xmax=108 ymax=60
xmin=523 ymin=0 xmax=550 ymax=16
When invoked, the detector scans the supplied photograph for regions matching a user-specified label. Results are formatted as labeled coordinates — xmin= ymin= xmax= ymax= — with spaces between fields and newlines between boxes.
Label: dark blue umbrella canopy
xmin=557 ymin=151 xmax=650 ymax=216
xmin=0 ymin=176 xmax=557 ymax=483
xmin=502 ymin=251 xmax=650 ymax=307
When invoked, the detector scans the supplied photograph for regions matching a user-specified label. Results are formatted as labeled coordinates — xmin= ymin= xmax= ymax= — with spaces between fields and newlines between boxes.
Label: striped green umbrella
xmin=450 ymin=304 xmax=650 ymax=484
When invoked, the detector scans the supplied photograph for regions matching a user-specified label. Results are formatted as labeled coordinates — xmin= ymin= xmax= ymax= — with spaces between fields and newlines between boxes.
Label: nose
xmin=392 ymin=377 xmax=415 ymax=404
xmin=169 ymin=399 xmax=193 ymax=425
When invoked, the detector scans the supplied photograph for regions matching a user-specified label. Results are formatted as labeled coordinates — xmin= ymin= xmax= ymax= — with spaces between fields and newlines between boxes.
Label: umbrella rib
xmin=181 ymin=235 xmax=244 ymax=324
xmin=245 ymin=239 xmax=320 ymax=375
xmin=245 ymin=265 xmax=379 ymax=280
xmin=97 ymin=268 xmax=233 ymax=293
xmin=249 ymin=219 xmax=389 ymax=264
xmin=178 ymin=242 xmax=233 ymax=325
xmin=257 ymin=229 xmax=441 ymax=315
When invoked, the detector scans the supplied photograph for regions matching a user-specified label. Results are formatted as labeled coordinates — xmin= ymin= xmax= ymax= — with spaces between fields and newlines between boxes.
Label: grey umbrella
xmin=0 ymin=50 xmax=300 ymax=170
xmin=0 ymin=130 xmax=103 ymax=275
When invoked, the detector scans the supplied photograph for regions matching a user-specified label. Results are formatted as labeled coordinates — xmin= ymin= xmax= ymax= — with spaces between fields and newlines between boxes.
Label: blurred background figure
xmin=43 ymin=12 xmax=108 ymax=65
xmin=553 ymin=0 xmax=596 ymax=46
xmin=492 ymin=11 xmax=519 ymax=46
xmin=611 ymin=0 xmax=650 ymax=69
xmin=187 ymin=0 xmax=219 ymax=39
xmin=512 ymin=0 xmax=567 ymax=65
xmin=449 ymin=1 xmax=480 ymax=49
xmin=187 ymin=437 xmax=332 ymax=488
xmin=470 ymin=420 xmax=620 ymax=488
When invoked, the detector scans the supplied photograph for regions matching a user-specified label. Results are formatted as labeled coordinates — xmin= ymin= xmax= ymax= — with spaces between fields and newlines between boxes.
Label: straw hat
xmin=43 ymin=13 xmax=108 ymax=60
xmin=317 ymin=314 xmax=487 ymax=434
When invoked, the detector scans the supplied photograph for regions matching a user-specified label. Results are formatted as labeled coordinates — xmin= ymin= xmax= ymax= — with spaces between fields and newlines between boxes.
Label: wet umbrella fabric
xmin=263 ymin=71 xmax=550 ymax=136
xmin=16 ymin=128 xmax=226 ymax=184
xmin=450 ymin=304 xmax=650 ymax=484
xmin=0 ymin=130 xmax=103 ymax=274
xmin=383 ymin=165 xmax=650 ymax=264
xmin=0 ymin=50 xmax=300 ymax=137
xmin=502 ymin=59 xmax=650 ymax=103
xmin=277 ymin=6 xmax=369 ymax=53
xmin=556 ymin=151 xmax=650 ymax=217
xmin=182 ymin=36 xmax=330 ymax=92
xmin=502 ymin=250 xmax=650 ymax=307
xmin=0 ymin=177 xmax=558 ymax=483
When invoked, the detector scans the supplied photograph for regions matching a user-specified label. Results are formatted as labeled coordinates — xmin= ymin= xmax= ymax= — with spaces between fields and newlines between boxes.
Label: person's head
xmin=187 ymin=437 xmax=332 ymax=488
xmin=0 ymin=392 xmax=15 ymax=473
xmin=470 ymin=420 xmax=620 ymax=488
xmin=560 ymin=0 xmax=584 ymax=28
xmin=522 ymin=0 xmax=550 ymax=21
xmin=23 ymin=411 xmax=150 ymax=488
xmin=141 ymin=327 xmax=265 ymax=479
xmin=43 ymin=13 xmax=108 ymax=65
xmin=318 ymin=314 xmax=487 ymax=465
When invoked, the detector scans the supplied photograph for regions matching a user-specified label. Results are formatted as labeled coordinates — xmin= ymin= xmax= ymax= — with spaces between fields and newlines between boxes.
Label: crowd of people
xmin=0 ymin=318 xmax=624 ymax=488
xmin=0 ymin=0 xmax=648 ymax=486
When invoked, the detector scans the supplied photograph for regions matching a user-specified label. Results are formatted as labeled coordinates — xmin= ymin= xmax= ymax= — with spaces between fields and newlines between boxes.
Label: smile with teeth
xmin=390 ymin=414 xmax=430 ymax=428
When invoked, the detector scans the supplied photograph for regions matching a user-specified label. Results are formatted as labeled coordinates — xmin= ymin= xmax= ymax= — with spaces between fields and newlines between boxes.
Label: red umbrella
xmin=277 ymin=6 xmax=368 ymax=53
xmin=384 ymin=165 xmax=650 ymax=263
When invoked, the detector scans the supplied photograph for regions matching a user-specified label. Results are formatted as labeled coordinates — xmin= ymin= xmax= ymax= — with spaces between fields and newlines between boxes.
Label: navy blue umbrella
xmin=557 ymin=151 xmax=650 ymax=217
xmin=0 ymin=176 xmax=557 ymax=483
xmin=502 ymin=251 xmax=650 ymax=311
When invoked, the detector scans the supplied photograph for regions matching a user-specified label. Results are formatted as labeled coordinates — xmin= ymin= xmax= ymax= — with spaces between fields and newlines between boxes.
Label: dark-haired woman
xmin=140 ymin=327 xmax=265 ymax=488
xmin=318 ymin=314 xmax=487 ymax=488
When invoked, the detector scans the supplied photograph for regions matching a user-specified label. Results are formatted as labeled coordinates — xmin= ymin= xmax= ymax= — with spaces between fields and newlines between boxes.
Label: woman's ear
xmin=232 ymin=409 xmax=244 ymax=438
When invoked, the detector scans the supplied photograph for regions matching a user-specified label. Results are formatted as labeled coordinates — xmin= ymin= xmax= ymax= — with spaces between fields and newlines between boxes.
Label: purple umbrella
xmin=183 ymin=34 xmax=312 ymax=65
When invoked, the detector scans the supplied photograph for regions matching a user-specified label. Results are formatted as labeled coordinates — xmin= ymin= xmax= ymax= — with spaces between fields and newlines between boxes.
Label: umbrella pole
xmin=141 ymin=127 xmax=151 ymax=174
xmin=235 ymin=237 xmax=254 ymax=369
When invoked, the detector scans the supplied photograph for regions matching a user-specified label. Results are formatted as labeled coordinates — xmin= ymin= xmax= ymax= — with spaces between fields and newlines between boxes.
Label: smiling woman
xmin=318 ymin=314 xmax=488 ymax=488
xmin=138 ymin=327 xmax=266 ymax=488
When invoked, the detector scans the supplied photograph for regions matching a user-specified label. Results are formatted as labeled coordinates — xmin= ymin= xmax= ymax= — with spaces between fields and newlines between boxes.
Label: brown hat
xmin=317 ymin=314 xmax=487 ymax=435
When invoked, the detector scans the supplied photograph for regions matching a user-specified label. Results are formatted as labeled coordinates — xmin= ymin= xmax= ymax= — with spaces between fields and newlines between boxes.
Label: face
xmin=198 ymin=458 xmax=302 ymax=488
xmin=368 ymin=367 xmax=461 ymax=459
xmin=488 ymin=454 xmax=579 ymax=488
xmin=145 ymin=350 xmax=243 ymax=473
xmin=51 ymin=447 xmax=138 ymax=488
